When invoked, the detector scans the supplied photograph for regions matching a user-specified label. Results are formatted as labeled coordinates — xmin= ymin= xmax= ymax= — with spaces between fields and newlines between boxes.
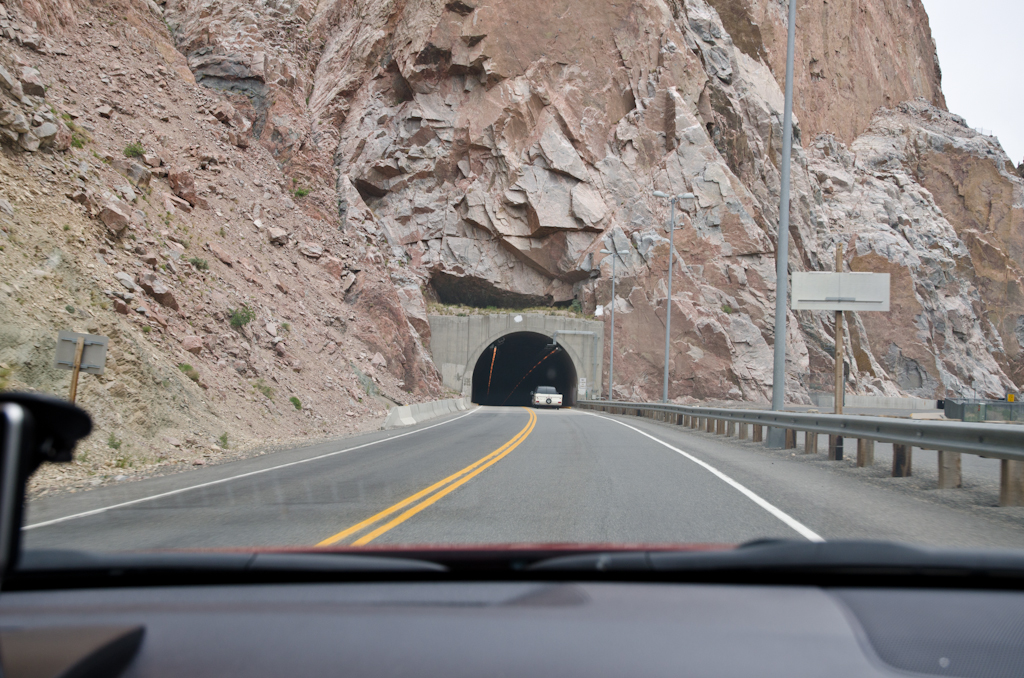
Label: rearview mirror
xmin=0 ymin=393 xmax=91 ymax=579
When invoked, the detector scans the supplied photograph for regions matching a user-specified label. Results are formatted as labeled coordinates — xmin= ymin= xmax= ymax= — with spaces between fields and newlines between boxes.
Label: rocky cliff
xmin=2 ymin=0 xmax=1022 ymax=483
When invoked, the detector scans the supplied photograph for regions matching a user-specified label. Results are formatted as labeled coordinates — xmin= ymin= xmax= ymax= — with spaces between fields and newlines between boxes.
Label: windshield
xmin=5 ymin=0 xmax=1024 ymax=561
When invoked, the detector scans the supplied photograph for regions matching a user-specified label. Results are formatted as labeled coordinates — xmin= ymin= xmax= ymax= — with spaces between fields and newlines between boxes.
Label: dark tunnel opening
xmin=471 ymin=332 xmax=578 ymax=407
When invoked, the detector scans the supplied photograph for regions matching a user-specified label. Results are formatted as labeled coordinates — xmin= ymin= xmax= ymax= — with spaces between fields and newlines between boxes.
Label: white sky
xmin=921 ymin=0 xmax=1024 ymax=164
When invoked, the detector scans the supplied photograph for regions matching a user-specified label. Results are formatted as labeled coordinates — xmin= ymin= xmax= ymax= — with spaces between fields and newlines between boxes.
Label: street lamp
xmin=767 ymin=0 xmax=798 ymax=448
xmin=652 ymin=191 xmax=695 ymax=403
xmin=600 ymin=244 xmax=629 ymax=401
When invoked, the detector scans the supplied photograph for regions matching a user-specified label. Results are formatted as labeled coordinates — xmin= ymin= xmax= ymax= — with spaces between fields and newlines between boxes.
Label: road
xmin=22 ymin=407 xmax=1024 ymax=552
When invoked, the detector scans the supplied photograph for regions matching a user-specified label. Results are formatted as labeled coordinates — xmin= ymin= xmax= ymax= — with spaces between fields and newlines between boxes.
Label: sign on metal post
xmin=791 ymin=272 xmax=890 ymax=311
xmin=54 ymin=331 xmax=108 ymax=403
xmin=792 ymin=268 xmax=890 ymax=424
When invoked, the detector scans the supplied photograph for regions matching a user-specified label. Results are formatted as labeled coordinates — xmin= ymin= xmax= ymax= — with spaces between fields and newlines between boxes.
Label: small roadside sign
xmin=1009 ymin=393 xmax=1016 ymax=403
xmin=791 ymin=272 xmax=890 ymax=311
xmin=54 ymin=331 xmax=108 ymax=403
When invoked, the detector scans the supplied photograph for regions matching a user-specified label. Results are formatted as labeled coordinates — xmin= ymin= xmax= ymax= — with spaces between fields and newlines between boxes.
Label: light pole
xmin=600 ymin=244 xmax=629 ymax=401
xmin=653 ymin=191 xmax=695 ymax=403
xmin=767 ymin=0 xmax=798 ymax=448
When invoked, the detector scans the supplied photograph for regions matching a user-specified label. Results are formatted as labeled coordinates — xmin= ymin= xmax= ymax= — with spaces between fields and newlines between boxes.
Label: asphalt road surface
xmin=23 ymin=407 xmax=1024 ymax=552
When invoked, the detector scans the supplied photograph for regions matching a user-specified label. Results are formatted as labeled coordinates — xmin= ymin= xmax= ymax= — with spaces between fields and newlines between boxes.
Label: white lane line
xmin=577 ymin=411 xmax=825 ymax=542
xmin=25 ymin=408 xmax=481 ymax=531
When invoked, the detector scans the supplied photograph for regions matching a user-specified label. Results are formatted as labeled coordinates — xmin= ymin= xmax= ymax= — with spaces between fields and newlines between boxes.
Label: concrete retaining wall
xmin=382 ymin=397 xmax=473 ymax=430
xmin=809 ymin=394 xmax=940 ymax=410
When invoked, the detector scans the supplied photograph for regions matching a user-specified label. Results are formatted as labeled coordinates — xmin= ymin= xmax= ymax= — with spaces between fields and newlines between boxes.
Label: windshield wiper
xmin=9 ymin=549 xmax=447 ymax=589
xmin=527 ymin=540 xmax=1024 ymax=587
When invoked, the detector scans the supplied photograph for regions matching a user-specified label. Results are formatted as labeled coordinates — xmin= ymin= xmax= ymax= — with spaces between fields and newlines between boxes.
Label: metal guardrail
xmin=577 ymin=400 xmax=1024 ymax=462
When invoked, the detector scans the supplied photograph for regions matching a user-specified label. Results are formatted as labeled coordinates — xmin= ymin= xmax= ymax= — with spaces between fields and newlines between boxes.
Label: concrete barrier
xmin=382 ymin=397 xmax=473 ymax=430
xmin=809 ymin=394 xmax=939 ymax=410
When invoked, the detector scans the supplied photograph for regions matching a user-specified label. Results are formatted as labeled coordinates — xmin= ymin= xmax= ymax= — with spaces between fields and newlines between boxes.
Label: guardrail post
xmin=753 ymin=424 xmax=763 ymax=442
xmin=726 ymin=421 xmax=735 ymax=437
xmin=692 ymin=416 xmax=699 ymax=429
xmin=1000 ymin=460 xmax=1024 ymax=506
xmin=937 ymin=451 xmax=961 ymax=489
xmin=856 ymin=439 xmax=874 ymax=467
xmin=683 ymin=415 xmax=690 ymax=427
xmin=804 ymin=432 xmax=817 ymax=454
xmin=706 ymin=417 xmax=714 ymax=433
xmin=892 ymin=444 xmax=912 ymax=477
xmin=716 ymin=419 xmax=725 ymax=435
xmin=828 ymin=435 xmax=844 ymax=461
xmin=738 ymin=423 xmax=748 ymax=440
xmin=785 ymin=429 xmax=796 ymax=449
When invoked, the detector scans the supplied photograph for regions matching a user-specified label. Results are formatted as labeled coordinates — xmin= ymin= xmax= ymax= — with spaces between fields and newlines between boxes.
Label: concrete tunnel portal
xmin=470 ymin=331 xmax=578 ymax=407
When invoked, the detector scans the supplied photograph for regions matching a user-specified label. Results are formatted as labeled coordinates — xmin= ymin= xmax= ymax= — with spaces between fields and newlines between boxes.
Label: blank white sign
xmin=791 ymin=272 xmax=890 ymax=311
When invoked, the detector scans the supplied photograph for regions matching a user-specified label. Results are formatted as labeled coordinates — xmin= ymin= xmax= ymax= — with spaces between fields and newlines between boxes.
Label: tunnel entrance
xmin=471 ymin=332 xmax=578 ymax=407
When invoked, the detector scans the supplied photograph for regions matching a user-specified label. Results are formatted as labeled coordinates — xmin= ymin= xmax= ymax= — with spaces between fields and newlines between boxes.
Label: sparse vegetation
xmin=123 ymin=141 xmax=145 ymax=158
xmin=253 ymin=379 xmax=275 ymax=400
xmin=70 ymin=133 xmax=87 ymax=149
xmin=229 ymin=304 xmax=255 ymax=329
xmin=289 ymin=396 xmax=302 ymax=410
xmin=217 ymin=432 xmax=229 ymax=448
xmin=65 ymin=304 xmax=75 ymax=314
xmin=569 ymin=299 xmax=582 ymax=314
xmin=141 ymin=326 xmax=151 ymax=333
xmin=280 ymin=322 xmax=291 ymax=332
xmin=292 ymin=187 xmax=310 ymax=198
xmin=107 ymin=432 xmax=122 ymax=450
xmin=721 ymin=304 xmax=734 ymax=314
xmin=218 ymin=226 xmax=226 ymax=237
xmin=62 ymin=224 xmax=71 ymax=231
xmin=0 ymin=366 xmax=12 ymax=391
xmin=189 ymin=257 xmax=209 ymax=270
xmin=114 ymin=455 xmax=131 ymax=468
xmin=177 ymin=363 xmax=200 ymax=384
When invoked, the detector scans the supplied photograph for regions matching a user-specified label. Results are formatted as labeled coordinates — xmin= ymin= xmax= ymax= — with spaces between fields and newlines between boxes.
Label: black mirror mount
xmin=0 ymin=393 xmax=92 ymax=581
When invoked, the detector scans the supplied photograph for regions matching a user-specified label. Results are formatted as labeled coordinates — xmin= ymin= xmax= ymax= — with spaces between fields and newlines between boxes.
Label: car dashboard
xmin=2 ymin=579 xmax=1022 ymax=677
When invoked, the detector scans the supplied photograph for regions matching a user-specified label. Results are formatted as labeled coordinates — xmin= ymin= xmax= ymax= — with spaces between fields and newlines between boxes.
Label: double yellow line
xmin=317 ymin=407 xmax=537 ymax=547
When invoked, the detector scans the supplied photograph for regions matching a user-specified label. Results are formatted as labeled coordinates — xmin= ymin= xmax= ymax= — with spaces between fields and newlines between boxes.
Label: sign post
xmin=792 ymin=262 xmax=890 ymax=457
xmin=833 ymin=244 xmax=845 ymax=416
xmin=54 ymin=331 xmax=108 ymax=403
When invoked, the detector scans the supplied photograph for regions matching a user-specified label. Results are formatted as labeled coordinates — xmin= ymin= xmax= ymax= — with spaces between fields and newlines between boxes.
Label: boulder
xmin=212 ymin=101 xmax=237 ymax=125
xmin=323 ymin=256 xmax=344 ymax=280
xmin=142 ymin=153 xmax=162 ymax=167
xmin=0 ymin=66 xmax=16 ymax=92
xmin=180 ymin=336 xmax=203 ymax=354
xmin=136 ymin=272 xmax=179 ymax=310
xmin=208 ymin=242 xmax=233 ymax=265
xmin=342 ymin=272 xmax=357 ymax=292
xmin=268 ymin=227 xmax=289 ymax=245
xmin=167 ymin=166 xmax=199 ymax=205
xmin=98 ymin=199 xmax=131 ymax=234
xmin=18 ymin=67 xmax=45 ymax=96
xmin=96 ymin=105 xmax=113 ymax=118
xmin=114 ymin=271 xmax=139 ymax=291
xmin=298 ymin=241 xmax=323 ymax=258
xmin=18 ymin=131 xmax=40 ymax=152
xmin=6 ymin=112 xmax=29 ymax=133
xmin=126 ymin=162 xmax=152 ymax=187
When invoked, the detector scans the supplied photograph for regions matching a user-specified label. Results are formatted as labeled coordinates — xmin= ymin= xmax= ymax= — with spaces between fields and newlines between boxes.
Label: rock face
xmin=7 ymin=0 xmax=1020 ymax=405
xmin=149 ymin=0 xmax=1021 ymax=402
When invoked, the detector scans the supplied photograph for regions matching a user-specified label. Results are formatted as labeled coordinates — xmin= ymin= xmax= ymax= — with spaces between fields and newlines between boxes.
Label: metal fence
xmin=576 ymin=399 xmax=1024 ymax=506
